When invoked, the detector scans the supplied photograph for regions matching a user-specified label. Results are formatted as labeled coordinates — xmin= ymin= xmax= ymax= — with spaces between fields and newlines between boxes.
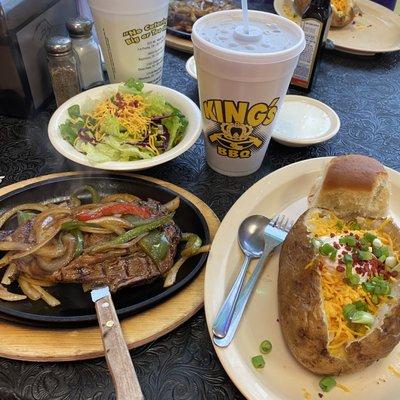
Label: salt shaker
xmin=46 ymin=36 xmax=80 ymax=107
xmin=66 ymin=17 xmax=104 ymax=90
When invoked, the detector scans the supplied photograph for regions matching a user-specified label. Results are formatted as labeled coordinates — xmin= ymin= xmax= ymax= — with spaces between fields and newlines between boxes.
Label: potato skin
xmin=293 ymin=0 xmax=356 ymax=27
xmin=278 ymin=208 xmax=400 ymax=375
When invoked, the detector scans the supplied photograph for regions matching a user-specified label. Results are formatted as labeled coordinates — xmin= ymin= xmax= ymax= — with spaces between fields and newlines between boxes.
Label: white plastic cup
xmin=192 ymin=10 xmax=305 ymax=176
xmin=88 ymin=0 xmax=169 ymax=84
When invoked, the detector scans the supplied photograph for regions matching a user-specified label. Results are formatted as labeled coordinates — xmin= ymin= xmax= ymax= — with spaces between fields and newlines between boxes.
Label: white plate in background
xmin=274 ymin=0 xmax=400 ymax=55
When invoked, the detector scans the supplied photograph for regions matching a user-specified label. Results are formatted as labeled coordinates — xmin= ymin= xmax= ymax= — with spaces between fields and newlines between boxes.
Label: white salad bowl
xmin=48 ymin=83 xmax=202 ymax=171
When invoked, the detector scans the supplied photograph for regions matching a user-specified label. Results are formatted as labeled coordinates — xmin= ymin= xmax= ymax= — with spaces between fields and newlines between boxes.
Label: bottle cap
xmin=66 ymin=17 xmax=93 ymax=38
xmin=45 ymin=36 xmax=72 ymax=55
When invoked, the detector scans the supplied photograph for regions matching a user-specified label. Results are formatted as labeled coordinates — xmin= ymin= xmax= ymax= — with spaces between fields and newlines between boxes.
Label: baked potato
xmin=294 ymin=0 xmax=357 ymax=27
xmin=278 ymin=207 xmax=400 ymax=375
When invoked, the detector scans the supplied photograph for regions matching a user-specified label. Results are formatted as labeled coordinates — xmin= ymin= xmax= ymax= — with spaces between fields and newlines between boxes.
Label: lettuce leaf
xmin=104 ymin=136 xmax=152 ymax=160
xmin=68 ymin=104 xmax=80 ymax=119
xmin=60 ymin=118 xmax=84 ymax=144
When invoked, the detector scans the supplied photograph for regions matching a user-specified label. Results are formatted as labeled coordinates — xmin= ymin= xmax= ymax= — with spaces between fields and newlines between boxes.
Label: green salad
xmin=59 ymin=78 xmax=188 ymax=163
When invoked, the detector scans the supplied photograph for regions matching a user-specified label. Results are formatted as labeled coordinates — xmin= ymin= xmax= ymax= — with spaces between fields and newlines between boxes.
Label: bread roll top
xmin=309 ymin=154 xmax=390 ymax=219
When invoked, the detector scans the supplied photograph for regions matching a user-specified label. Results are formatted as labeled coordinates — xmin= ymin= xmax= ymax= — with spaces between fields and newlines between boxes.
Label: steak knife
xmin=91 ymin=286 xmax=144 ymax=400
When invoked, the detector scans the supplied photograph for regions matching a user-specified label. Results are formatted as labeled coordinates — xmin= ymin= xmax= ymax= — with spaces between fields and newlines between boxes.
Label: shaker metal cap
xmin=66 ymin=17 xmax=93 ymax=38
xmin=45 ymin=36 xmax=72 ymax=55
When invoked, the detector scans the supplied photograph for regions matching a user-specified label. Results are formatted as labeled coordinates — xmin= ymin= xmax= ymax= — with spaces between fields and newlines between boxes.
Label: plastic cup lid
xmin=191 ymin=10 xmax=305 ymax=64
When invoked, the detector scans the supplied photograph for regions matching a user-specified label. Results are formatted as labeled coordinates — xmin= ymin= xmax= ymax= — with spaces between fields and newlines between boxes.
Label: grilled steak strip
xmin=52 ymin=221 xmax=181 ymax=291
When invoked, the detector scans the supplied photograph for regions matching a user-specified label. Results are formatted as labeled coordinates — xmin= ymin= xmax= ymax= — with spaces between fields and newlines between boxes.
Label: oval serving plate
xmin=0 ymin=174 xmax=209 ymax=328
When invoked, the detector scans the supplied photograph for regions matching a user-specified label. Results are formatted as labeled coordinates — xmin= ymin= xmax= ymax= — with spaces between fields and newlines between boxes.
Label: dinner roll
xmin=308 ymin=155 xmax=390 ymax=219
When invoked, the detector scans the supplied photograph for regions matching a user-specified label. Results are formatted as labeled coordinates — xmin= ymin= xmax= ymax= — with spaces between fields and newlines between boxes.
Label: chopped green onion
xmin=319 ymin=376 xmax=336 ymax=392
xmin=349 ymin=221 xmax=361 ymax=230
xmin=339 ymin=235 xmax=356 ymax=247
xmin=343 ymin=254 xmax=353 ymax=264
xmin=259 ymin=340 xmax=272 ymax=354
xmin=336 ymin=221 xmax=344 ymax=229
xmin=349 ymin=310 xmax=374 ymax=326
xmin=362 ymin=276 xmax=391 ymax=298
xmin=374 ymin=245 xmax=389 ymax=258
xmin=311 ymin=238 xmax=322 ymax=250
xmin=363 ymin=232 xmax=377 ymax=243
xmin=329 ymin=249 xmax=338 ymax=261
xmin=358 ymin=250 xmax=373 ymax=261
xmin=378 ymin=255 xmax=387 ymax=263
xmin=251 ymin=355 xmax=265 ymax=369
xmin=320 ymin=243 xmax=335 ymax=256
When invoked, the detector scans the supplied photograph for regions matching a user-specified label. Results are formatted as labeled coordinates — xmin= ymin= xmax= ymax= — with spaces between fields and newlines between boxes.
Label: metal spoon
xmin=212 ymin=215 xmax=270 ymax=338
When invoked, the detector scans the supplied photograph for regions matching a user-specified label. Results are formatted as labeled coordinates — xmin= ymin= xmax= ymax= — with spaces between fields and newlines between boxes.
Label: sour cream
xmin=274 ymin=101 xmax=331 ymax=140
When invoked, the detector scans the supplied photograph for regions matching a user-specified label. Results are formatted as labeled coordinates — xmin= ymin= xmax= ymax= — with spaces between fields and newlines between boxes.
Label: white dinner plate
xmin=274 ymin=0 xmax=400 ymax=55
xmin=204 ymin=157 xmax=400 ymax=400
xmin=48 ymin=83 xmax=202 ymax=171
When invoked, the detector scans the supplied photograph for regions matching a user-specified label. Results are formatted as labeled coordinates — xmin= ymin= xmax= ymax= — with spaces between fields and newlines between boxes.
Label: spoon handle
xmin=212 ymin=255 xmax=251 ymax=338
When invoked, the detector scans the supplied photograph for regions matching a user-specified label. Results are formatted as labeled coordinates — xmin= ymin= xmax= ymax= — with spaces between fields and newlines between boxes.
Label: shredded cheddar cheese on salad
xmin=306 ymin=210 xmax=399 ymax=357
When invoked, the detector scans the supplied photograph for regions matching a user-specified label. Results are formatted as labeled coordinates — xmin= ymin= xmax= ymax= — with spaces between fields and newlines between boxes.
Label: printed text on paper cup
xmin=123 ymin=18 xmax=167 ymax=45
xmin=203 ymin=98 xmax=279 ymax=159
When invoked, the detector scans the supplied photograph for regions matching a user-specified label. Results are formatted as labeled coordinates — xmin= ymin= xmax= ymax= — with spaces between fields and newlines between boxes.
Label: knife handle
xmin=95 ymin=294 xmax=144 ymax=400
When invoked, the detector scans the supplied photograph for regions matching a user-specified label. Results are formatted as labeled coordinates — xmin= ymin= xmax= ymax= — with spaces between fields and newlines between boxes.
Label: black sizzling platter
xmin=0 ymin=174 xmax=210 ymax=328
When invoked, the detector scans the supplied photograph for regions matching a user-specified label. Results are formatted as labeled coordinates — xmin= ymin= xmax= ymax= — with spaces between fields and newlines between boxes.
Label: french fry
xmin=32 ymin=284 xmax=60 ymax=307
xmin=18 ymin=278 xmax=41 ymax=300
xmin=1 ymin=263 xmax=17 ymax=285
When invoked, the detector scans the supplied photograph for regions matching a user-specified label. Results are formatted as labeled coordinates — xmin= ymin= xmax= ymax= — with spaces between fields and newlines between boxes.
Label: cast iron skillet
xmin=0 ymin=174 xmax=210 ymax=328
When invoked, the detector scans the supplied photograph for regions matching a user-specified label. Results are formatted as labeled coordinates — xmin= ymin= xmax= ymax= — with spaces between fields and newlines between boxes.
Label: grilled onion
xmin=0 ymin=203 xmax=48 ymax=228
xmin=101 ymin=193 xmax=140 ymax=203
xmin=0 ymin=241 xmax=32 ymax=251
xmin=0 ymin=283 xmax=26 ymax=301
xmin=36 ymin=233 xmax=76 ymax=273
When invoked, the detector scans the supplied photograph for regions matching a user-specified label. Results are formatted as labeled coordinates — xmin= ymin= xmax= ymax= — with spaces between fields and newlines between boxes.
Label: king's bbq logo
xmin=203 ymin=98 xmax=279 ymax=159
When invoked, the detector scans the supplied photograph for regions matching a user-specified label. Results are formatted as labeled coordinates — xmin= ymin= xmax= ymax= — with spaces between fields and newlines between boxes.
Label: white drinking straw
xmin=241 ymin=0 xmax=249 ymax=34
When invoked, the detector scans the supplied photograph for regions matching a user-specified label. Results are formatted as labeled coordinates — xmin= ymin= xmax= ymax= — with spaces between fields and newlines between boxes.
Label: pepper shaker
xmin=66 ymin=17 xmax=104 ymax=90
xmin=46 ymin=36 xmax=80 ymax=107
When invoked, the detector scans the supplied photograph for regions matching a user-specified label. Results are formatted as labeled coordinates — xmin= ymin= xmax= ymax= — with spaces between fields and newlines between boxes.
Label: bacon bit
xmin=355 ymin=267 xmax=363 ymax=274
xmin=345 ymin=245 xmax=352 ymax=251
xmin=391 ymin=271 xmax=399 ymax=277
xmin=342 ymin=251 xmax=348 ymax=256
xmin=344 ymin=230 xmax=349 ymax=233
xmin=318 ymin=394 xmax=324 ymax=399
xmin=130 ymin=100 xmax=139 ymax=108
xmin=337 ymin=265 xmax=345 ymax=272
xmin=355 ymin=234 xmax=360 ymax=240
xmin=318 ymin=263 xmax=323 ymax=271
xmin=333 ymin=242 xmax=340 ymax=249
xmin=330 ymin=233 xmax=335 ymax=238
xmin=356 ymin=242 xmax=362 ymax=249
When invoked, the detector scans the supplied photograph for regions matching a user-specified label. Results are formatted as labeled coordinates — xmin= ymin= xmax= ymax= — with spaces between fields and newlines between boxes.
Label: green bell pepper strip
xmin=181 ymin=233 xmax=202 ymax=257
xmin=139 ymin=231 xmax=170 ymax=263
xmin=70 ymin=185 xmax=101 ymax=207
xmin=85 ymin=213 xmax=174 ymax=253
xmin=17 ymin=211 xmax=37 ymax=225
xmin=61 ymin=220 xmax=94 ymax=231
xmin=71 ymin=229 xmax=84 ymax=257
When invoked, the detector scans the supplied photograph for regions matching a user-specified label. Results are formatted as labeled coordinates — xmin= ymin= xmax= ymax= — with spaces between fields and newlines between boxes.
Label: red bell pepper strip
xmin=75 ymin=203 xmax=151 ymax=221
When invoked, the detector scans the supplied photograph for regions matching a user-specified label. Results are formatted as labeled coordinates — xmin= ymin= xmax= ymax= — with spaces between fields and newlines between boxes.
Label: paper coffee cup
xmin=89 ymin=0 xmax=168 ymax=84
xmin=192 ymin=10 xmax=305 ymax=176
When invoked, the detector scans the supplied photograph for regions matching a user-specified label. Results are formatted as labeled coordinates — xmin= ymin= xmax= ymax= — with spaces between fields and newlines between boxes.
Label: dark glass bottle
xmin=290 ymin=0 xmax=332 ymax=92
